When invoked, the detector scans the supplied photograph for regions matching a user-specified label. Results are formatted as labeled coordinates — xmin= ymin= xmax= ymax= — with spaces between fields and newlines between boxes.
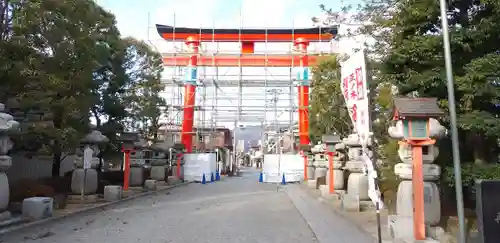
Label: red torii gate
xmin=156 ymin=24 xmax=337 ymax=179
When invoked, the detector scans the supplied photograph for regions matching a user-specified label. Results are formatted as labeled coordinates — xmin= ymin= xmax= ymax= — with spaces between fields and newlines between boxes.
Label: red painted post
xmin=295 ymin=38 xmax=311 ymax=181
xmin=328 ymin=151 xmax=335 ymax=194
xmin=180 ymin=36 xmax=200 ymax=153
xmin=411 ymin=144 xmax=425 ymax=239
xmin=301 ymin=150 xmax=308 ymax=181
xmin=122 ymin=146 xmax=134 ymax=191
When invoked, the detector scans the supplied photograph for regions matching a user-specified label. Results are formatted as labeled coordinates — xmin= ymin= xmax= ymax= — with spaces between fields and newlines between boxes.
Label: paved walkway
xmin=0 ymin=168 xmax=375 ymax=243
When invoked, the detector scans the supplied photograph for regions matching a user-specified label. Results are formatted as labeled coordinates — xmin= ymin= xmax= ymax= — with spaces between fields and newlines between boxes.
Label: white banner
xmin=340 ymin=51 xmax=383 ymax=209
xmin=340 ymin=51 xmax=370 ymax=142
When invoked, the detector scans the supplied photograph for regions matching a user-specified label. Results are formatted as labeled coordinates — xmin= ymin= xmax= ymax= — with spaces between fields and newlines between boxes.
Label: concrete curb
xmin=298 ymin=184 xmax=388 ymax=242
xmin=0 ymin=181 xmax=193 ymax=236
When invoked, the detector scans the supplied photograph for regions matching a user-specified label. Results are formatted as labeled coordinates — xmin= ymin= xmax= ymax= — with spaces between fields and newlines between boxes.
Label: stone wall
xmin=6 ymin=153 xmax=76 ymax=183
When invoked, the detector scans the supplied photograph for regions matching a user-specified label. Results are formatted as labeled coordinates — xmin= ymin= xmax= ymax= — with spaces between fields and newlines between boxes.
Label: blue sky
xmin=96 ymin=0 xmax=357 ymax=40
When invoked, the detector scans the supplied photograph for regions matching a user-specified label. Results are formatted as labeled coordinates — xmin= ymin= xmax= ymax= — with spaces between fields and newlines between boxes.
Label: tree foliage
xmin=0 ymin=0 xmax=165 ymax=176
xmin=309 ymin=56 xmax=351 ymax=142
xmin=314 ymin=0 xmax=500 ymax=185
xmin=121 ymin=37 xmax=166 ymax=141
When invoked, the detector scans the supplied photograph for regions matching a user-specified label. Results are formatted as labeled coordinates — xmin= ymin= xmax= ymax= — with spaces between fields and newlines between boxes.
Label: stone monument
xmin=0 ymin=103 xmax=20 ymax=220
xmin=387 ymin=97 xmax=446 ymax=241
xmin=69 ymin=130 xmax=109 ymax=203
xmin=340 ymin=134 xmax=370 ymax=212
xmin=129 ymin=138 xmax=148 ymax=189
xmin=344 ymin=134 xmax=370 ymax=200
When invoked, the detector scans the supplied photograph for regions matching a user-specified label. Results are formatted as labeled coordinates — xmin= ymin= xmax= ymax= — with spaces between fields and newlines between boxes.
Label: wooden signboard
xmin=476 ymin=180 xmax=500 ymax=243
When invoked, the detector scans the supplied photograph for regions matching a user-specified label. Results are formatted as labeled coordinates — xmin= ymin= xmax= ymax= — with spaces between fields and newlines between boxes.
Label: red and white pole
xmin=295 ymin=38 xmax=311 ymax=181
xmin=180 ymin=36 xmax=200 ymax=153
xmin=328 ymin=151 xmax=335 ymax=193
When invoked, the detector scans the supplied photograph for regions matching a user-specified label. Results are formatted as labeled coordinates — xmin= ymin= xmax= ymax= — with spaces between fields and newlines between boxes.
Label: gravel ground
xmin=0 ymin=169 xmax=318 ymax=243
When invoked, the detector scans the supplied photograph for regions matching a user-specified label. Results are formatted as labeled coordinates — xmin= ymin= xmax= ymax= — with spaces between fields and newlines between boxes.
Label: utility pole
xmin=266 ymin=88 xmax=282 ymax=153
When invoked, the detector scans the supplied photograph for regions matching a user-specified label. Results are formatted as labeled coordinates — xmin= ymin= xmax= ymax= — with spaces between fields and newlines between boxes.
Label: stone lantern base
xmin=306 ymin=165 xmax=315 ymax=180
xmin=69 ymin=168 xmax=99 ymax=204
xmin=129 ymin=165 xmax=144 ymax=187
xmin=326 ymin=169 xmax=345 ymax=190
xmin=313 ymin=167 xmax=327 ymax=180
xmin=150 ymin=165 xmax=166 ymax=181
xmin=346 ymin=172 xmax=370 ymax=200
xmin=0 ymin=172 xmax=10 ymax=221
xmin=171 ymin=165 xmax=184 ymax=180
xmin=396 ymin=181 xmax=441 ymax=225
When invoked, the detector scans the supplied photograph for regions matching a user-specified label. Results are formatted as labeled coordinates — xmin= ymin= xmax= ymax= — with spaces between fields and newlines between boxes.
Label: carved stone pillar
xmin=0 ymin=103 xmax=20 ymax=220
xmin=344 ymin=134 xmax=370 ymax=201
xmin=69 ymin=130 xmax=108 ymax=203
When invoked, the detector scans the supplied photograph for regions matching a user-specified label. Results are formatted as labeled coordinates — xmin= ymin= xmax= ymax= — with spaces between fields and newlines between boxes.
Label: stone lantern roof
xmin=393 ymin=97 xmax=444 ymax=120
xmin=80 ymin=130 xmax=109 ymax=145
xmin=321 ymin=134 xmax=342 ymax=144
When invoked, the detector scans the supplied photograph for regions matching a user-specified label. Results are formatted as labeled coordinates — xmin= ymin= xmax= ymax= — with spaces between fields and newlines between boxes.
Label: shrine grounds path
xmin=0 ymin=168 xmax=376 ymax=243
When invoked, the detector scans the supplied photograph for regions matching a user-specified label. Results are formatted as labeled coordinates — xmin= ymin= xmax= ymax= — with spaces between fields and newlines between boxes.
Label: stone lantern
xmin=150 ymin=140 xmax=171 ymax=185
xmin=131 ymin=138 xmax=148 ymax=167
xmin=118 ymin=132 xmax=138 ymax=191
xmin=387 ymin=97 xmax=446 ymax=241
xmin=310 ymin=142 xmax=327 ymax=184
xmin=69 ymin=130 xmax=109 ymax=203
xmin=129 ymin=137 xmax=148 ymax=189
xmin=299 ymin=144 xmax=314 ymax=181
xmin=343 ymin=133 xmax=370 ymax=202
xmin=0 ymin=103 xmax=20 ymax=220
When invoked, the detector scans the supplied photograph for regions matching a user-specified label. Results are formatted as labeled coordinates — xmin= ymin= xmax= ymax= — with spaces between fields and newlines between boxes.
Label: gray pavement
xmin=0 ymin=168 xmax=375 ymax=243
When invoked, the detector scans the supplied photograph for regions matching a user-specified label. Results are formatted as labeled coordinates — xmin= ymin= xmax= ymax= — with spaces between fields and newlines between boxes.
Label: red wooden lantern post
xmin=119 ymin=132 xmax=139 ymax=192
xmin=322 ymin=134 xmax=342 ymax=194
xmin=122 ymin=145 xmax=134 ymax=191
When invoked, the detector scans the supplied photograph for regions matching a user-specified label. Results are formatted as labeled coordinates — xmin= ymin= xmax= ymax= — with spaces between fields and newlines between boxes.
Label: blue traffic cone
xmin=201 ymin=173 xmax=206 ymax=184
xmin=258 ymin=172 xmax=263 ymax=183
xmin=281 ymin=173 xmax=286 ymax=185
xmin=215 ymin=171 xmax=220 ymax=181
xmin=210 ymin=172 xmax=215 ymax=182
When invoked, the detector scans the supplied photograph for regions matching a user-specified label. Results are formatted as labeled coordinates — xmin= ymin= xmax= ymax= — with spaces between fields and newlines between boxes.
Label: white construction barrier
xmin=183 ymin=153 xmax=217 ymax=182
xmin=262 ymin=154 xmax=303 ymax=183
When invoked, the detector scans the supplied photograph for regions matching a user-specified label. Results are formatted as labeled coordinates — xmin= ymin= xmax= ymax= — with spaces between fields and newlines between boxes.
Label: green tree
xmin=0 ymin=0 xmax=168 ymax=176
xmin=121 ymin=38 xmax=166 ymax=141
xmin=4 ymin=0 xmax=123 ymax=176
xmin=309 ymin=56 xmax=352 ymax=142
xmin=317 ymin=0 xmax=500 ymax=191
xmin=372 ymin=0 xmax=500 ymax=165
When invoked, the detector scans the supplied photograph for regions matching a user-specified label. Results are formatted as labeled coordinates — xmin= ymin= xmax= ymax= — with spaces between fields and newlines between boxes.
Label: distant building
xmin=158 ymin=126 xmax=233 ymax=151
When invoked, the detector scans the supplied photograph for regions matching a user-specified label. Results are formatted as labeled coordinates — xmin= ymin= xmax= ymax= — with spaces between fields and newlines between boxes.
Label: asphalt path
xmin=0 ymin=168 xmax=374 ymax=243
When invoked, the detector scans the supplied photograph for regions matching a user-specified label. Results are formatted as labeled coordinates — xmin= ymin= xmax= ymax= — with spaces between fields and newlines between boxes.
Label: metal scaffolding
xmin=147 ymin=13 xmax=337 ymax=149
